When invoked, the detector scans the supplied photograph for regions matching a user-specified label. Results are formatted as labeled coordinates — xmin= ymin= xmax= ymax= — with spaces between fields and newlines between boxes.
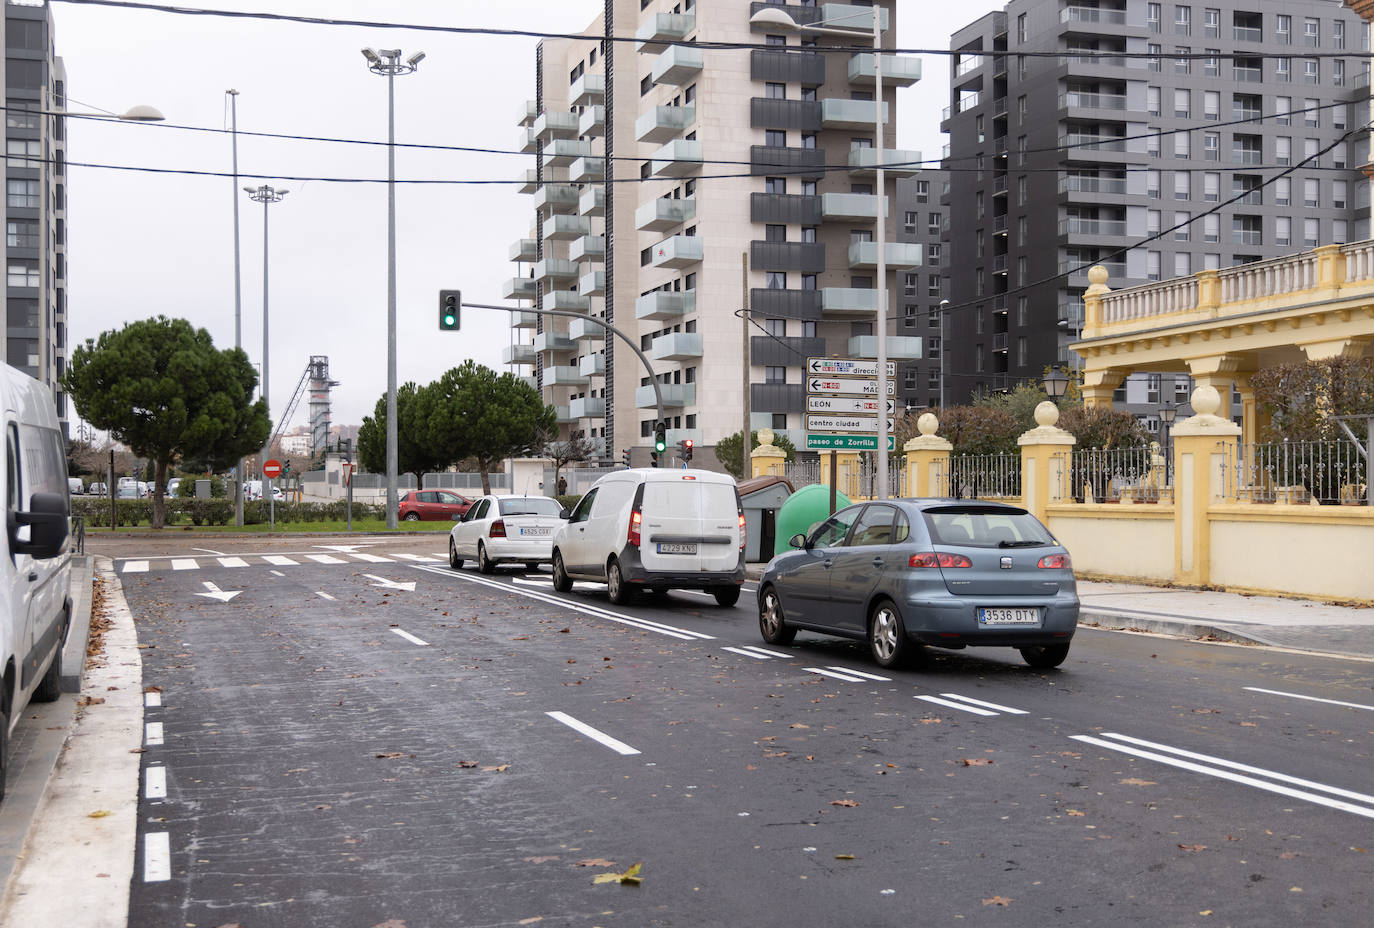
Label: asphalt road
xmin=99 ymin=535 xmax=1374 ymax=927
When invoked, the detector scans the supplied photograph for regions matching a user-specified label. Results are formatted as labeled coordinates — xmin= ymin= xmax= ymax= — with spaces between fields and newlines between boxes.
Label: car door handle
xmin=27 ymin=570 xmax=37 ymax=582
xmin=872 ymin=557 xmax=884 ymax=568
xmin=822 ymin=558 xmax=832 ymax=569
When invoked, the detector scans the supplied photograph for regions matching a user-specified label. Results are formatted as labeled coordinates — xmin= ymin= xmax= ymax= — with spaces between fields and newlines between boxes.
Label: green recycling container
xmin=772 ymin=483 xmax=852 ymax=557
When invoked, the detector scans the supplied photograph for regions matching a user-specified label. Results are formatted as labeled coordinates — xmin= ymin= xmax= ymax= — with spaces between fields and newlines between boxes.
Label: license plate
xmin=657 ymin=543 xmax=697 ymax=555
xmin=519 ymin=527 xmax=550 ymax=536
xmin=978 ymin=607 xmax=1040 ymax=626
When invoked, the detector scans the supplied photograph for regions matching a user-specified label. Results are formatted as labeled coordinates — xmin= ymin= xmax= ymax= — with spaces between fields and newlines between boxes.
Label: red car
xmin=399 ymin=490 xmax=474 ymax=521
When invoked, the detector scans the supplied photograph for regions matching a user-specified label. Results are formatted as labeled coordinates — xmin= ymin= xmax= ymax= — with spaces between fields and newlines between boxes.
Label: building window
xmin=1303 ymin=17 xmax=1319 ymax=47
xmin=1175 ymin=46 xmax=1191 ymax=74
xmin=1275 ymin=57 xmax=1290 ymax=82
xmin=765 ymin=129 xmax=786 ymax=147
xmin=1304 ymin=177 xmax=1319 ymax=208
xmin=1304 ymin=218 xmax=1319 ymax=248
xmin=927 ymin=337 xmax=941 ymax=360
xmin=1304 ymin=99 xmax=1319 ymax=127
xmin=1333 ymin=179 xmax=1347 ymax=209
xmin=5 ymin=220 xmax=38 ymax=249
xmin=1148 ymin=3 xmax=1161 ymax=33
xmin=1203 ymin=172 xmax=1219 ymax=202
xmin=1174 ymin=88 xmax=1190 ymax=118
xmin=1303 ymin=59 xmax=1319 ymax=84
xmin=928 ymin=212 xmax=941 ymax=235
xmin=6 ymin=259 xmax=39 ymax=288
xmin=1016 ymin=336 xmax=1027 ymax=367
xmin=1276 ymin=14 xmax=1291 ymax=44
xmin=6 ymin=179 xmax=38 ymax=208
xmin=1275 ymin=176 xmax=1291 ymax=206
xmin=1275 ymin=216 xmax=1292 ymax=247
xmin=927 ymin=244 xmax=942 ymax=267
xmin=1174 ymin=211 xmax=1190 ymax=241
xmin=1175 ymin=5 xmax=1191 ymax=35
xmin=765 ymin=223 xmax=786 ymax=242
xmin=766 ymin=82 xmax=785 ymax=99
xmin=765 ymin=318 xmax=786 ymax=337
xmin=915 ymin=180 xmax=929 ymax=203
xmin=764 ymin=176 xmax=786 ymax=194
xmin=1275 ymin=136 xmax=1291 ymax=165
xmin=765 ymin=271 xmax=787 ymax=289
xmin=1148 ymin=43 xmax=1162 ymax=72
xmin=927 ymin=278 xmax=942 ymax=298
xmin=765 ymin=366 xmax=786 ymax=384
xmin=1275 ymin=96 xmax=1292 ymax=125
xmin=1333 ymin=220 xmax=1348 ymax=244
xmin=903 ymin=210 xmax=917 ymax=233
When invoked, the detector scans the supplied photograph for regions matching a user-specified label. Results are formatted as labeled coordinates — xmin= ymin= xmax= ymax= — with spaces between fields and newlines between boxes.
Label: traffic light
xmin=649 ymin=450 xmax=659 ymax=468
xmin=621 ymin=448 xmax=631 ymax=468
xmin=439 ymin=289 xmax=461 ymax=330
xmin=653 ymin=421 xmax=667 ymax=454
xmin=283 ymin=458 xmax=292 ymax=475
xmin=681 ymin=438 xmax=694 ymax=463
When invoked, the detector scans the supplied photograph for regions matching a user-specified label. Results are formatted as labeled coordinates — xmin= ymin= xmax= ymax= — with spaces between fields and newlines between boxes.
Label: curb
xmin=60 ymin=556 xmax=94 ymax=693
xmin=1078 ymin=607 xmax=1272 ymax=647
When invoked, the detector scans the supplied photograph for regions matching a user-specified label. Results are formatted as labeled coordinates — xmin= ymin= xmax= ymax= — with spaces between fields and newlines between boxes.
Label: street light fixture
xmin=1042 ymin=367 xmax=1070 ymax=402
xmin=749 ymin=4 xmax=890 ymax=497
xmin=1159 ymin=399 xmax=1177 ymax=461
xmin=938 ymin=299 xmax=950 ymax=410
xmin=362 ymin=46 xmax=424 ymax=529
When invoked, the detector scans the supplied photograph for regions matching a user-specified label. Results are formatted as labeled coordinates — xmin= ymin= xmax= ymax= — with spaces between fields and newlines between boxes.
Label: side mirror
xmin=789 ymin=532 xmax=808 ymax=550
xmin=559 ymin=508 xmax=571 ymax=520
xmin=12 ymin=491 xmax=69 ymax=559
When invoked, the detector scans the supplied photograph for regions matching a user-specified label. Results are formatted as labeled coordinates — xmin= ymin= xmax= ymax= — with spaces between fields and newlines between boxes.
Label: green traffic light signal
xmin=653 ymin=421 xmax=667 ymax=453
xmin=439 ymin=289 xmax=461 ymax=331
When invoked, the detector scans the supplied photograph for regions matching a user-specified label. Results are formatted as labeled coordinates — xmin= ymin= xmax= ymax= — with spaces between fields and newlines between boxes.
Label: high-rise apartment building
xmin=506 ymin=0 xmax=924 ymax=466
xmin=3 ymin=1 xmax=67 ymax=433
xmin=894 ymin=170 xmax=949 ymax=410
xmin=942 ymin=0 xmax=1366 ymax=404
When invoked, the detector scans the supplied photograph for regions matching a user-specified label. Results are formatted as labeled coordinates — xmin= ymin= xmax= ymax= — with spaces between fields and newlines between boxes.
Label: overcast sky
xmin=54 ymin=0 xmax=1004 ymax=432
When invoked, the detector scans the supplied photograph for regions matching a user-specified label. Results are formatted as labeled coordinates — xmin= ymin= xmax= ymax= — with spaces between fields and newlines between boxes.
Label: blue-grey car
xmin=757 ymin=499 xmax=1079 ymax=669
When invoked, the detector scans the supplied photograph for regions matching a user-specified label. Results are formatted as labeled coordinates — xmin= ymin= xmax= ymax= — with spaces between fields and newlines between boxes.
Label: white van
xmin=551 ymin=468 xmax=745 ymax=606
xmin=0 ymin=365 xmax=72 ymax=800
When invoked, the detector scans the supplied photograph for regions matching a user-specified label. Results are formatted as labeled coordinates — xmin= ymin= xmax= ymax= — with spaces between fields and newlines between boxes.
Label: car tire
xmin=869 ymin=598 xmax=916 ymax=669
xmin=525 ymin=562 xmax=541 ymax=572
xmin=448 ymin=538 xmax=463 ymax=570
xmin=403 ymin=512 xmax=421 ymax=522
xmin=477 ymin=543 xmax=496 ymax=575
xmin=712 ymin=585 xmax=741 ymax=607
xmin=552 ymin=551 xmax=573 ymax=592
xmin=0 ymin=709 xmax=8 ymax=802
xmin=758 ymin=586 xmax=797 ymax=646
xmin=1019 ymin=643 xmax=1070 ymax=669
xmin=33 ymin=648 xmax=61 ymax=703
xmin=606 ymin=557 xmax=632 ymax=605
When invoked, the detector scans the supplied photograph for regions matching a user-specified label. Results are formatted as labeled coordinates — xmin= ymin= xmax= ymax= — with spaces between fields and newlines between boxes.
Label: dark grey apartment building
xmin=895 ymin=171 xmax=948 ymax=410
xmin=941 ymin=0 xmax=1366 ymax=405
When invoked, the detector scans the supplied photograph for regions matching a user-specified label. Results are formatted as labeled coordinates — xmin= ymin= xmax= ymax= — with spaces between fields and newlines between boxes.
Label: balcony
xmin=635 ymin=383 xmax=695 ymax=408
xmin=818 ymin=3 xmax=889 ymax=32
xmin=569 ymin=156 xmax=604 ymax=184
xmin=752 ymin=288 xmax=822 ymax=319
xmin=569 ymin=396 xmax=606 ymax=419
xmin=821 ymin=192 xmax=880 ymax=220
xmin=518 ymin=99 xmax=538 ymax=128
xmin=517 ymin=169 xmax=537 ymax=195
xmin=533 ymin=110 xmax=579 ymax=145
xmin=1232 ymin=230 xmax=1263 ymax=246
xmin=553 ymin=405 xmax=577 ymax=424
xmin=751 ymin=192 xmax=822 ymax=225
xmin=578 ymin=105 xmax=605 ymax=138
xmin=578 ymin=270 xmax=605 ymax=296
xmin=1061 ymin=259 xmax=1126 ymax=278
xmin=652 ymin=43 xmax=704 ymax=86
xmin=578 ymin=352 xmax=606 ymax=377
xmin=820 ymin=98 xmax=889 ymax=130
xmin=1058 ymin=217 xmax=1128 ymax=236
xmin=847 ymin=335 xmax=923 ymax=359
xmin=570 ymin=316 xmax=605 ymax=343
xmin=579 ymin=186 xmax=605 ymax=217
xmin=651 ymin=139 xmax=704 ymax=176
xmin=1058 ymin=91 xmax=1128 ymax=110
xmin=954 ymin=54 xmax=984 ymax=79
xmin=502 ymin=277 xmax=536 ymax=301
xmin=570 ymin=71 xmax=605 ymax=106
xmin=545 ymin=139 xmax=592 ymax=168
xmin=847 ymin=147 xmax=923 ymax=177
xmin=636 ymin=197 xmax=696 ymax=232
xmin=821 ymin=287 xmax=878 ymax=316
xmin=533 ymin=330 xmax=574 ymax=353
xmin=651 ymin=332 xmax=704 ymax=361
xmin=543 ymin=214 xmax=591 ymax=242
xmin=636 ymin=12 xmax=695 ymax=52
xmin=1060 ymin=175 xmax=1128 ymax=195
xmin=543 ymin=365 xmax=591 ymax=387
xmin=751 ymin=335 xmax=825 ymax=367
xmin=750 ymin=145 xmax=826 ymax=178
xmin=848 ymin=241 xmax=923 ymax=269
xmin=502 ymin=343 xmax=536 ymax=365
xmin=512 ymin=310 xmax=539 ymax=329
xmin=650 ymin=234 xmax=704 ymax=269
xmin=636 ymin=290 xmax=695 ymax=321
xmin=751 ymin=241 xmax=826 ymax=273
xmin=540 ymin=290 xmax=590 ymax=313
xmin=509 ymin=238 xmax=537 ymax=263
xmin=1232 ymin=149 xmax=1262 ymax=165
xmin=570 ymin=234 xmax=605 ymax=263
xmin=848 ymin=53 xmax=922 ymax=87
xmin=636 ymin=105 xmax=696 ymax=144
xmin=750 ymin=97 xmax=823 ymax=131
xmin=751 ymin=48 xmax=826 ymax=85
xmin=1061 ymin=6 xmax=1126 ymax=25
xmin=519 ymin=127 xmax=536 ymax=154
xmin=1060 ymin=133 xmax=1127 ymax=153
xmin=1233 ymin=26 xmax=1262 ymax=42
xmin=534 ymin=183 xmax=579 ymax=214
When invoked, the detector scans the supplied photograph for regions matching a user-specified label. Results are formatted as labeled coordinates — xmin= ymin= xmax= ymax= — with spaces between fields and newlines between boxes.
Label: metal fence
xmin=1062 ymin=447 xmax=1171 ymax=502
xmin=783 ymin=456 xmax=907 ymax=499
xmin=944 ymin=453 xmax=1022 ymax=500
xmin=1225 ymin=440 xmax=1369 ymax=505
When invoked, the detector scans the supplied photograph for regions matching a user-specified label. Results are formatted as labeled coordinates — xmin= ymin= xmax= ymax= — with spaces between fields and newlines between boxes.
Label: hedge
xmin=73 ymin=497 xmax=386 ymax=527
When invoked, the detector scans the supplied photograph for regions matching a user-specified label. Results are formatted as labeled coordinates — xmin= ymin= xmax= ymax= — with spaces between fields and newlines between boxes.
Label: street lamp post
xmin=362 ymin=47 xmax=424 ymax=529
xmin=938 ymin=298 xmax=950 ymax=410
xmin=245 ymin=184 xmax=287 ymax=523
xmin=228 ymin=89 xmax=246 ymax=526
xmin=1159 ymin=399 xmax=1177 ymax=465
xmin=749 ymin=5 xmax=889 ymax=498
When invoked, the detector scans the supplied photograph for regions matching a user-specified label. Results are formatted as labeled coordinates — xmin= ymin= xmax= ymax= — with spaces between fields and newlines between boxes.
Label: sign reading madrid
xmin=808 ymin=377 xmax=895 ymax=396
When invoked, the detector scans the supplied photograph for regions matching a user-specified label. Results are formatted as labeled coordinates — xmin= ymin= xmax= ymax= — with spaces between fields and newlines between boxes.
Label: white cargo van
xmin=0 ymin=365 xmax=72 ymax=800
xmin=551 ymin=468 xmax=745 ymax=606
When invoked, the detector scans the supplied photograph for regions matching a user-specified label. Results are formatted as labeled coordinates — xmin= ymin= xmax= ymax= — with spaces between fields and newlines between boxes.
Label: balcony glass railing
xmin=1059 ymin=217 xmax=1127 ymax=236
xmin=1060 ymin=133 xmax=1126 ymax=152
xmin=954 ymin=54 xmax=984 ymax=78
xmin=1061 ymin=6 xmax=1127 ymax=25
xmin=1059 ymin=91 xmax=1128 ymax=110
xmin=1233 ymin=26 xmax=1262 ymax=42
xmin=1060 ymin=175 xmax=1128 ymax=194
xmin=1232 ymin=230 xmax=1263 ymax=245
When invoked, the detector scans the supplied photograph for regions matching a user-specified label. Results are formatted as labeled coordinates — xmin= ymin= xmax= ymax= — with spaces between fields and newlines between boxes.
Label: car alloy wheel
xmin=478 ymin=543 xmax=496 ymax=575
xmin=403 ymin=512 xmax=421 ymax=521
xmin=868 ymin=600 xmax=909 ymax=669
xmin=606 ymin=558 xmax=630 ymax=605
xmin=448 ymin=537 xmax=463 ymax=570
xmin=552 ymin=551 xmax=572 ymax=592
xmin=1019 ymin=643 xmax=1071 ymax=669
xmin=758 ymin=587 xmax=796 ymax=646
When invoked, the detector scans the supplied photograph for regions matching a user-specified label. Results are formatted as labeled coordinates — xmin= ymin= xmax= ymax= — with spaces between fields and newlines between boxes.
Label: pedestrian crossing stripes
xmin=119 ymin=552 xmax=445 ymax=573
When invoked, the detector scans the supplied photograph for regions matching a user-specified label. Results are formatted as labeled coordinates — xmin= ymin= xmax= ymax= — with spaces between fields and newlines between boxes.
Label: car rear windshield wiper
xmin=997 ymin=540 xmax=1044 ymax=548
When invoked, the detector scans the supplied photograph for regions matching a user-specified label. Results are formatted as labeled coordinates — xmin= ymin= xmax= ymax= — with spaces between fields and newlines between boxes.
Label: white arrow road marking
xmin=195 ymin=581 xmax=242 ymax=602
xmin=546 ymin=711 xmax=641 ymax=755
xmin=191 ymin=547 xmax=225 ymax=556
xmin=1244 ymin=686 xmax=1374 ymax=712
xmin=316 ymin=591 xmax=337 ymax=601
xmin=390 ymin=627 xmax=429 ymax=646
xmin=144 ymin=832 xmax=171 ymax=882
xmin=365 ymin=574 xmax=417 ymax=592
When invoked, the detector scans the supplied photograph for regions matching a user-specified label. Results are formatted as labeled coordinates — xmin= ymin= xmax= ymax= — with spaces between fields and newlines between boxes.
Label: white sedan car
xmin=449 ymin=494 xmax=567 ymax=574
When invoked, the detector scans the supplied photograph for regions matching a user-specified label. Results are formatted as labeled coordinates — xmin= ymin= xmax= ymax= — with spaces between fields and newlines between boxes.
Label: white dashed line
xmin=393 ymin=553 xmax=441 ymax=562
xmin=390 ymin=627 xmax=429 ymax=647
xmin=1244 ymin=686 xmax=1374 ymax=713
xmin=145 ymin=765 xmax=167 ymax=800
xmin=736 ymin=645 xmax=792 ymax=659
xmin=915 ymin=695 xmax=998 ymax=716
xmin=269 ymin=570 xmax=285 ymax=577
xmin=834 ymin=667 xmax=891 ymax=682
xmin=804 ymin=667 xmax=868 ymax=683
xmin=122 ymin=561 xmax=149 ymax=573
xmin=349 ymin=553 xmax=393 ymax=563
xmin=217 ymin=557 xmax=248 ymax=568
xmin=938 ymin=693 xmax=1028 ymax=715
xmin=723 ymin=646 xmax=774 ymax=660
xmin=145 ymin=722 xmax=164 ymax=746
xmin=143 ymin=832 xmax=171 ymax=882
xmin=546 ymin=711 xmax=641 ymax=755
xmin=316 ymin=591 xmax=337 ymax=601
xmin=144 ymin=692 xmax=161 ymax=708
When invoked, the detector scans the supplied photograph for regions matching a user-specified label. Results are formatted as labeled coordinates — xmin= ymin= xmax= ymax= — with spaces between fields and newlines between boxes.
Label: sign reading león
xmin=807 ymin=395 xmax=896 ymax=415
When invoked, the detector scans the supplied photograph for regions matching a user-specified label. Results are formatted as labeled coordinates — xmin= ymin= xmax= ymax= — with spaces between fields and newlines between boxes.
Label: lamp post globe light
xmin=748 ymin=4 xmax=891 ymax=498
xmin=1042 ymin=367 xmax=1070 ymax=403
xmin=362 ymin=48 xmax=424 ymax=529
xmin=1159 ymin=398 xmax=1177 ymax=460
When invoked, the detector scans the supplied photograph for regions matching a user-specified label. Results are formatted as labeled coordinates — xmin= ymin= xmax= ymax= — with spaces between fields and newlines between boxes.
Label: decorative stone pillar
xmin=1195 ymin=268 xmax=1221 ymax=313
xmin=1080 ymin=264 xmax=1111 ymax=337
xmin=1017 ymin=402 xmax=1077 ymax=523
xmin=1170 ymin=385 xmax=1242 ymax=587
xmin=1186 ymin=354 xmax=1242 ymax=421
xmin=902 ymin=412 xmax=952 ymax=498
xmin=750 ymin=428 xmax=787 ymax=479
xmin=1314 ymin=243 xmax=1346 ymax=290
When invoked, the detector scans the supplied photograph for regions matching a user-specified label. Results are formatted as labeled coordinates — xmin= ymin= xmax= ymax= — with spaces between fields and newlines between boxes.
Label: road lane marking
xmin=1073 ymin=733 xmax=1374 ymax=820
xmin=145 ymin=765 xmax=167 ymax=800
xmin=805 ymin=667 xmax=868 ymax=683
xmin=939 ymin=693 xmax=1028 ymax=715
xmin=350 ymin=553 xmax=393 ymax=563
xmin=145 ymin=722 xmax=164 ymax=746
xmin=217 ymin=557 xmax=249 ymax=568
xmin=170 ymin=558 xmax=198 ymax=570
xmin=365 ymin=574 xmax=417 ymax=592
xmin=723 ymin=646 xmax=773 ymax=660
xmin=144 ymin=692 xmax=161 ymax=708
xmin=737 ymin=645 xmax=792 ymax=659
xmin=194 ymin=581 xmax=242 ymax=603
xmin=393 ymin=553 xmax=442 ymax=562
xmin=190 ymin=547 xmax=225 ymax=556
xmin=144 ymin=832 xmax=171 ymax=882
xmin=836 ymin=667 xmax=892 ymax=682
xmin=915 ymin=695 xmax=998 ymax=716
xmin=270 ymin=570 xmax=285 ymax=577
xmin=306 ymin=554 xmax=346 ymax=564
xmin=263 ymin=555 xmax=298 ymax=566
xmin=418 ymin=566 xmax=713 ymax=641
xmin=546 ymin=711 xmax=641 ymax=755
xmin=512 ymin=577 xmax=602 ymax=591
xmin=390 ymin=627 xmax=429 ymax=646
xmin=123 ymin=561 xmax=149 ymax=573
xmin=1244 ymin=686 xmax=1374 ymax=713
xmin=316 ymin=591 xmax=337 ymax=601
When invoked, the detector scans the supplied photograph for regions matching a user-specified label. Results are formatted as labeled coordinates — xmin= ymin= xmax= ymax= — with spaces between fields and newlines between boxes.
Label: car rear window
xmin=498 ymin=497 xmax=564 ymax=517
xmin=922 ymin=506 xmax=1054 ymax=548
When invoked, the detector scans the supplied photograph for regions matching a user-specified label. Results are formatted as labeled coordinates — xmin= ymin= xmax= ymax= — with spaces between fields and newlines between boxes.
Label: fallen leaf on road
xmin=790 ymin=723 xmax=810 ymax=729
xmin=1066 ymin=810 xmax=1085 ymax=816
xmin=961 ymin=758 xmax=993 ymax=767
xmin=374 ymin=752 xmax=408 ymax=759
xmin=835 ymin=854 xmax=856 ymax=860
xmin=1178 ymin=844 xmax=1207 ymax=852
xmin=88 ymin=810 xmax=112 ymax=819
xmin=511 ymin=636 xmax=530 ymax=641
xmin=519 ymin=919 xmax=543 ymax=926
xmin=1241 ymin=721 xmax=1257 ymax=727
xmin=982 ymin=896 xmax=1013 ymax=906
xmin=1192 ymin=708 xmax=1220 ymax=714
xmin=919 ymin=718 xmax=942 ymax=724
xmin=371 ymin=921 xmax=407 ymax=928
xmin=1119 ymin=778 xmax=1157 ymax=787
xmin=764 ymin=751 xmax=788 ymax=758
xmin=77 ymin=696 xmax=105 ymax=707
xmin=1279 ymin=851 xmax=1299 ymax=859
xmin=830 ymin=799 xmax=859 ymax=807
xmin=481 ymin=765 xmax=511 ymax=772
xmin=458 ymin=760 xmax=479 ymax=768
xmin=593 ymin=862 xmax=642 ymax=885
xmin=575 ymin=858 xmax=616 ymax=868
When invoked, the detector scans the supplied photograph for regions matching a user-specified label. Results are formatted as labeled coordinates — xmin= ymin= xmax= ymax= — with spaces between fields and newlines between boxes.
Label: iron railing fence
xmin=1226 ymin=440 xmax=1369 ymax=505
xmin=945 ymin=453 xmax=1023 ymax=500
xmin=1062 ymin=447 xmax=1171 ymax=502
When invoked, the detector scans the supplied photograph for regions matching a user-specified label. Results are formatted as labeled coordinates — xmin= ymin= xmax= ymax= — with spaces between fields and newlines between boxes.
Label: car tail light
xmin=627 ymin=509 xmax=642 ymax=548
xmin=738 ymin=512 xmax=747 ymax=550
xmin=909 ymin=552 xmax=973 ymax=568
xmin=489 ymin=520 xmax=506 ymax=538
xmin=1038 ymin=554 xmax=1070 ymax=569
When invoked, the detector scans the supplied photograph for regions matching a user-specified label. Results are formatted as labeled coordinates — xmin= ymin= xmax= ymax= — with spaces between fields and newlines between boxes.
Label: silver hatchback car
xmin=757 ymin=499 xmax=1079 ymax=669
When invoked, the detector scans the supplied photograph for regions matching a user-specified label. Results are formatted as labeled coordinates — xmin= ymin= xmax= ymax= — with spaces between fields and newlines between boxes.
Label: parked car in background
xmin=449 ymin=495 xmax=566 ymax=573
xmin=67 ymin=477 xmax=83 ymax=496
xmin=116 ymin=477 xmax=139 ymax=499
xmin=399 ymin=489 xmax=473 ymax=521
xmin=166 ymin=478 xmax=182 ymax=497
xmin=88 ymin=482 xmax=107 ymax=496
xmin=757 ymin=500 xmax=1079 ymax=669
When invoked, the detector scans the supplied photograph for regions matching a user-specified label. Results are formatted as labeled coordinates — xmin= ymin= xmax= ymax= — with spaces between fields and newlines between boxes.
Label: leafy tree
xmin=1057 ymin=405 xmax=1151 ymax=450
xmin=714 ymin=429 xmax=796 ymax=479
xmin=424 ymin=361 xmax=556 ymax=495
xmin=355 ymin=381 xmax=446 ymax=480
xmin=923 ymin=406 xmax=1022 ymax=456
xmin=63 ymin=316 xmax=269 ymax=528
xmin=1250 ymin=357 xmax=1374 ymax=443
xmin=539 ymin=432 xmax=604 ymax=490
xmin=973 ymin=383 xmax=1055 ymax=433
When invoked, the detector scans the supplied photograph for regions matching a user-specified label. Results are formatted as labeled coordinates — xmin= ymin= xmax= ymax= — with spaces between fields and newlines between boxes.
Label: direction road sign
xmin=805 ymin=433 xmax=897 ymax=451
xmin=807 ymin=376 xmax=895 ymax=396
xmin=807 ymin=395 xmax=896 ymax=415
xmin=807 ymin=414 xmax=897 ymax=434
xmin=807 ymin=357 xmax=896 ymax=378
xmin=263 ymin=459 xmax=282 ymax=479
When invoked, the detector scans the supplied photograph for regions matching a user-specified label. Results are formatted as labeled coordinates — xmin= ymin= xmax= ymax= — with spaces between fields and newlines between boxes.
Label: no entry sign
xmin=262 ymin=459 xmax=282 ymax=479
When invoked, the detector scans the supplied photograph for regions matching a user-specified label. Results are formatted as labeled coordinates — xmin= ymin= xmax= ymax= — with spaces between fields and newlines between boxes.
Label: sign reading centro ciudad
xmin=805 ymin=357 xmax=897 ymax=452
